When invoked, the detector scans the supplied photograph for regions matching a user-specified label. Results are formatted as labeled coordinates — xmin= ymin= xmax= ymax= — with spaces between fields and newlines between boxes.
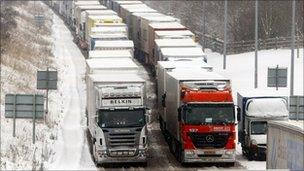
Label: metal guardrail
xmin=198 ymin=33 xmax=303 ymax=54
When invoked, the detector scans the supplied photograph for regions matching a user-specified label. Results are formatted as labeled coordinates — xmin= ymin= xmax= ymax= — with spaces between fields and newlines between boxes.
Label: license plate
xmin=204 ymin=151 xmax=215 ymax=155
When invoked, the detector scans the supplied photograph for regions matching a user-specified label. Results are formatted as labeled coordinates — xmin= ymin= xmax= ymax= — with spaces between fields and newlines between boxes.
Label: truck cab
xmin=87 ymin=74 xmax=150 ymax=165
xmin=237 ymin=93 xmax=289 ymax=160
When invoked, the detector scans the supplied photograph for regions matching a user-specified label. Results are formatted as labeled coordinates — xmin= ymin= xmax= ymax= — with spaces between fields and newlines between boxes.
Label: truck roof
xmin=132 ymin=12 xmax=164 ymax=17
xmin=86 ymin=58 xmax=138 ymax=70
xmin=94 ymin=40 xmax=134 ymax=48
xmin=123 ymin=7 xmax=156 ymax=13
xmin=246 ymin=98 xmax=289 ymax=117
xmin=85 ymin=10 xmax=117 ymax=15
xmin=76 ymin=5 xmax=106 ymax=10
xmin=160 ymin=47 xmax=205 ymax=57
xmin=115 ymin=1 xmax=142 ymax=5
xmin=88 ymin=15 xmax=122 ymax=20
xmin=269 ymin=120 xmax=304 ymax=133
xmin=155 ymin=30 xmax=194 ymax=36
xmin=168 ymin=70 xmax=229 ymax=81
xmin=120 ymin=4 xmax=149 ymax=9
xmin=237 ymin=91 xmax=289 ymax=98
xmin=157 ymin=60 xmax=213 ymax=71
xmin=94 ymin=23 xmax=127 ymax=27
xmin=89 ymin=73 xmax=144 ymax=82
xmin=155 ymin=39 xmax=197 ymax=47
xmin=89 ymin=33 xmax=128 ymax=39
xmin=89 ymin=50 xmax=133 ymax=58
xmin=141 ymin=16 xmax=178 ymax=22
xmin=149 ymin=22 xmax=185 ymax=29
xmin=74 ymin=1 xmax=100 ymax=6
xmin=91 ymin=26 xmax=127 ymax=33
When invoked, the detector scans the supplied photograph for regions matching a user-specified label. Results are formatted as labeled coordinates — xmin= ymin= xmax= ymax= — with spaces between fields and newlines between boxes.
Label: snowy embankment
xmin=1 ymin=2 xmax=95 ymax=170
xmin=206 ymin=48 xmax=304 ymax=170
xmin=0 ymin=2 xmax=57 ymax=169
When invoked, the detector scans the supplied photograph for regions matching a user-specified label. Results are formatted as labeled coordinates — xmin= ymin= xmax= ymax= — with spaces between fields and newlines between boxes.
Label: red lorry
xmin=158 ymin=68 xmax=237 ymax=164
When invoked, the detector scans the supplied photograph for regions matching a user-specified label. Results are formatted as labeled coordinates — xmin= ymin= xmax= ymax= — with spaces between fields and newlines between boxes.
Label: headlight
xmin=185 ymin=150 xmax=195 ymax=157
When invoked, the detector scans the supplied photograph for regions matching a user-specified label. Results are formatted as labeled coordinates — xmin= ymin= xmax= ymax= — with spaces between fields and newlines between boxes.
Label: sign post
xmin=267 ymin=65 xmax=288 ymax=90
xmin=5 ymin=94 xmax=44 ymax=143
xmin=37 ymin=70 xmax=57 ymax=123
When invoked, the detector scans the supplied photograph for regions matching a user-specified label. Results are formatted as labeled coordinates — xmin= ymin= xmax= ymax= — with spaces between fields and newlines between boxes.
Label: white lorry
xmin=86 ymin=59 xmax=150 ymax=165
xmin=237 ymin=92 xmax=289 ymax=160
xmin=267 ymin=120 xmax=304 ymax=170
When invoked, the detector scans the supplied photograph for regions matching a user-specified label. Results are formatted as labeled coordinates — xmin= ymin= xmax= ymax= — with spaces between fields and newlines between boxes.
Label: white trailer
xmin=86 ymin=58 xmax=138 ymax=75
xmin=130 ymin=12 xmax=163 ymax=49
xmin=88 ymin=50 xmax=133 ymax=59
xmin=154 ymin=39 xmax=201 ymax=62
xmin=267 ymin=120 xmax=304 ymax=170
xmin=154 ymin=30 xmax=195 ymax=40
xmin=159 ymin=47 xmax=207 ymax=63
xmin=93 ymin=40 xmax=134 ymax=52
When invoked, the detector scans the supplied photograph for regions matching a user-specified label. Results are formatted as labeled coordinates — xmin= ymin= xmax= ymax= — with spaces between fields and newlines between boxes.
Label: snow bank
xmin=246 ymin=98 xmax=289 ymax=117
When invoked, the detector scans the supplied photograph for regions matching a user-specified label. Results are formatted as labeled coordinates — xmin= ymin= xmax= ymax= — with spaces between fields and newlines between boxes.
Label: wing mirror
xmin=177 ymin=107 xmax=182 ymax=122
xmin=145 ymin=108 xmax=152 ymax=124
xmin=236 ymin=106 xmax=241 ymax=122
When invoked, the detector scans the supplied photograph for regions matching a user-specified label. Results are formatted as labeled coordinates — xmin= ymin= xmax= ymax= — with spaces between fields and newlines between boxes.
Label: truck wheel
xmin=247 ymin=150 xmax=254 ymax=161
xmin=177 ymin=143 xmax=184 ymax=163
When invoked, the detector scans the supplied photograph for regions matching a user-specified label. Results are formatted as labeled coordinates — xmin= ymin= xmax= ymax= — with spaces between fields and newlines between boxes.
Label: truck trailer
xmin=267 ymin=120 xmax=304 ymax=170
xmin=159 ymin=69 xmax=237 ymax=164
xmin=237 ymin=92 xmax=289 ymax=160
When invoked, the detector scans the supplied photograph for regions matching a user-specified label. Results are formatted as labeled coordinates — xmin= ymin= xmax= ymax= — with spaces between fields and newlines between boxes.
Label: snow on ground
xmin=45 ymin=10 xmax=95 ymax=170
xmin=207 ymin=48 xmax=304 ymax=100
xmin=206 ymin=48 xmax=304 ymax=170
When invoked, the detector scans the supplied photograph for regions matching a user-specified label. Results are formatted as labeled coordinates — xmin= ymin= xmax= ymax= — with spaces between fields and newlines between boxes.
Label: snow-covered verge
xmin=0 ymin=2 xmax=57 ymax=170
xmin=206 ymin=48 xmax=304 ymax=170
xmin=45 ymin=11 xmax=95 ymax=170
xmin=1 ymin=2 xmax=94 ymax=170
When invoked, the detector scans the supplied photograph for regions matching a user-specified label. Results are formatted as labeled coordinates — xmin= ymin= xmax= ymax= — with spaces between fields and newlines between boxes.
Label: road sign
xmin=5 ymin=94 xmax=44 ymax=144
xmin=35 ymin=14 xmax=45 ymax=25
xmin=289 ymin=96 xmax=304 ymax=120
xmin=37 ymin=70 xmax=58 ymax=90
xmin=5 ymin=94 xmax=44 ymax=118
xmin=267 ymin=65 xmax=288 ymax=89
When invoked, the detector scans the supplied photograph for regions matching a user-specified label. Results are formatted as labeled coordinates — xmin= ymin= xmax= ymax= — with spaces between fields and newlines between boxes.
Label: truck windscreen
xmin=98 ymin=109 xmax=145 ymax=128
xmin=183 ymin=104 xmax=235 ymax=125
xmin=251 ymin=121 xmax=267 ymax=135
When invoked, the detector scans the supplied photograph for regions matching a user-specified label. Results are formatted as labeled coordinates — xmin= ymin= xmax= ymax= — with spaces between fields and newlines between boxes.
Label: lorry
xmin=120 ymin=7 xmax=157 ymax=39
xmin=159 ymin=47 xmax=207 ymax=63
xmin=88 ymin=50 xmax=133 ymax=59
xmin=159 ymin=69 xmax=237 ymax=164
xmin=156 ymin=61 xmax=213 ymax=122
xmin=237 ymin=93 xmax=289 ymax=160
xmin=154 ymin=39 xmax=201 ymax=65
xmin=267 ymin=120 xmax=304 ymax=170
xmin=154 ymin=30 xmax=195 ymax=40
xmin=93 ymin=40 xmax=134 ymax=52
xmin=86 ymin=72 xmax=150 ymax=165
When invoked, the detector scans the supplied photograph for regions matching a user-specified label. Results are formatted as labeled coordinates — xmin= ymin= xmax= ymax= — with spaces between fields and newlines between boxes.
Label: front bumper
xmin=95 ymin=148 xmax=147 ymax=164
xmin=252 ymin=146 xmax=266 ymax=160
xmin=183 ymin=149 xmax=236 ymax=163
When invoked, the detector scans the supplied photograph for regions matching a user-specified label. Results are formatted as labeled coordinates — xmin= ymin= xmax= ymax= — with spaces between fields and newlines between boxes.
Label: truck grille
xmin=188 ymin=132 xmax=229 ymax=149
xmin=108 ymin=133 xmax=136 ymax=147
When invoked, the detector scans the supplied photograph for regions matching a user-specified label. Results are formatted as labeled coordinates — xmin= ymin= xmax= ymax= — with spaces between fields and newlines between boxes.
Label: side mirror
xmin=237 ymin=107 xmax=241 ymax=122
xmin=161 ymin=93 xmax=166 ymax=107
xmin=145 ymin=108 xmax=152 ymax=124
xmin=177 ymin=107 xmax=182 ymax=121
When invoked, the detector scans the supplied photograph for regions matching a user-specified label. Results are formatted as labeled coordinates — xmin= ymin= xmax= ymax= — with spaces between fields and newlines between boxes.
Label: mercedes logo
xmin=206 ymin=135 xmax=214 ymax=142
